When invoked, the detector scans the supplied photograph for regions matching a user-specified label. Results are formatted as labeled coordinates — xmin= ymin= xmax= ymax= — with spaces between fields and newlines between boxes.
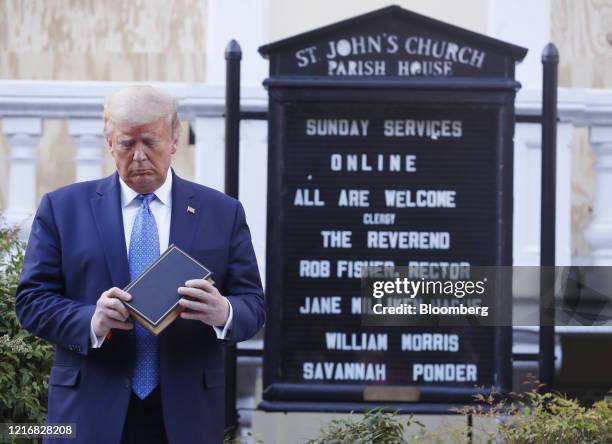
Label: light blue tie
xmin=128 ymin=193 xmax=160 ymax=399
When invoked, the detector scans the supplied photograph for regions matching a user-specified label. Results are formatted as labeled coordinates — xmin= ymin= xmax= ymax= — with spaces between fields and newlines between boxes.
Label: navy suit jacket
xmin=15 ymin=170 xmax=265 ymax=444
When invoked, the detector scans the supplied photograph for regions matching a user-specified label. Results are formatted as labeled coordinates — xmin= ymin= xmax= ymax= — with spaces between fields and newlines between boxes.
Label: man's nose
xmin=132 ymin=143 xmax=147 ymax=161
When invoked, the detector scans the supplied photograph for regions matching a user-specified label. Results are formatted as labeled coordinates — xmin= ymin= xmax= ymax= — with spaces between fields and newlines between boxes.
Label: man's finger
xmin=180 ymin=311 xmax=205 ymax=322
xmin=106 ymin=298 xmax=130 ymax=319
xmin=178 ymin=286 xmax=216 ymax=302
xmin=184 ymin=279 xmax=215 ymax=292
xmin=178 ymin=297 xmax=209 ymax=313
xmin=107 ymin=287 xmax=132 ymax=301
xmin=104 ymin=307 xmax=130 ymax=322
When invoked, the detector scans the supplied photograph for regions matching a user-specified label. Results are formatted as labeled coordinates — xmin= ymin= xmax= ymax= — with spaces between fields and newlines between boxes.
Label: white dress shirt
xmin=90 ymin=169 xmax=233 ymax=347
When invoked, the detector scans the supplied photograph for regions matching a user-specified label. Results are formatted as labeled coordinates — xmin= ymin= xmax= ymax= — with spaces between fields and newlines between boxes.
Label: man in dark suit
xmin=15 ymin=85 xmax=265 ymax=444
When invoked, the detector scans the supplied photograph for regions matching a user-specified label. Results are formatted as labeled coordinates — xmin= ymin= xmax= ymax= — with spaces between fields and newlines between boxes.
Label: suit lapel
xmin=169 ymin=170 xmax=201 ymax=254
xmin=90 ymin=172 xmax=131 ymax=288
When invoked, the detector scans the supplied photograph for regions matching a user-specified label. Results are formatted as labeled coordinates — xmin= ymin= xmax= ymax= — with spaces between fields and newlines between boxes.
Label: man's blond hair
xmin=103 ymin=85 xmax=180 ymax=139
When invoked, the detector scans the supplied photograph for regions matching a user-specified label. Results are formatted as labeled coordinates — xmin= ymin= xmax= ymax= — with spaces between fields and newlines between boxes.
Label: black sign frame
xmin=259 ymin=5 xmax=526 ymax=413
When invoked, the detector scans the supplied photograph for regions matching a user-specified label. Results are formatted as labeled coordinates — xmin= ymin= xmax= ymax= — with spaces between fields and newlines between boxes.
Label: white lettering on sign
xmin=306 ymin=119 xmax=369 ymax=136
xmin=363 ymin=213 xmax=396 ymax=225
xmin=404 ymin=37 xmax=485 ymax=68
xmin=384 ymin=190 xmax=456 ymax=208
xmin=299 ymin=260 xmax=330 ymax=278
xmin=325 ymin=332 xmax=388 ymax=351
xmin=330 ymin=154 xmax=416 ymax=172
xmin=295 ymin=46 xmax=318 ymax=67
xmin=412 ymin=363 xmax=477 ymax=382
xmin=325 ymin=35 xmax=399 ymax=59
xmin=294 ymin=188 xmax=325 ymax=206
xmin=352 ymin=296 xmax=362 ymax=314
xmin=407 ymin=261 xmax=471 ymax=279
xmin=321 ymin=230 xmax=352 ymax=248
xmin=336 ymin=260 xmax=395 ymax=278
xmin=338 ymin=189 xmax=370 ymax=207
xmin=294 ymin=34 xmax=487 ymax=74
xmin=367 ymin=231 xmax=450 ymax=249
xmin=398 ymin=60 xmax=453 ymax=76
xmin=383 ymin=120 xmax=462 ymax=139
xmin=401 ymin=333 xmax=460 ymax=352
xmin=303 ymin=361 xmax=386 ymax=381
xmin=299 ymin=296 xmax=342 ymax=314
xmin=328 ymin=60 xmax=386 ymax=76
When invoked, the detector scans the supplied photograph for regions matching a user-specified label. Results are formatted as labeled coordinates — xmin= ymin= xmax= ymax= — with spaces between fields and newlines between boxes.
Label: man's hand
xmin=178 ymin=279 xmax=230 ymax=327
xmin=92 ymin=287 xmax=134 ymax=338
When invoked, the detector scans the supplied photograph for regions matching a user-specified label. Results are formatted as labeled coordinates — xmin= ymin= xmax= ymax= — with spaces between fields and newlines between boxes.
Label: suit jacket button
xmin=124 ymin=378 xmax=131 ymax=389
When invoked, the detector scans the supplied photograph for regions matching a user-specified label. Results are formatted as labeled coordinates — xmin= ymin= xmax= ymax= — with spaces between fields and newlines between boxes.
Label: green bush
xmin=308 ymin=390 xmax=612 ymax=444
xmin=0 ymin=223 xmax=53 ymax=427
xmin=455 ymin=387 xmax=612 ymax=444
xmin=493 ymin=390 xmax=611 ymax=443
xmin=307 ymin=408 xmax=424 ymax=444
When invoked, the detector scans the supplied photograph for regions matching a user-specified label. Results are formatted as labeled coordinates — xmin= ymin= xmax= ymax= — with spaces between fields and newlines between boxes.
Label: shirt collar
xmin=119 ymin=168 xmax=173 ymax=208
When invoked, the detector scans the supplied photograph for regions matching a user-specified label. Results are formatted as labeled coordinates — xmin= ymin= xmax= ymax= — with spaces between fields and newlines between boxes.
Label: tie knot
xmin=138 ymin=193 xmax=156 ymax=208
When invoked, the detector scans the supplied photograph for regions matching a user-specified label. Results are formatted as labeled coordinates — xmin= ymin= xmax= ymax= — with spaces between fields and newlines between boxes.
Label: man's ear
xmin=171 ymin=131 xmax=179 ymax=155
xmin=171 ymin=123 xmax=180 ymax=154
xmin=105 ymin=135 xmax=116 ymax=157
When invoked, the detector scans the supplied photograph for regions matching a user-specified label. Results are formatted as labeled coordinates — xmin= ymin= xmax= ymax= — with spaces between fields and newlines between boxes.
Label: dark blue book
xmin=123 ymin=244 xmax=213 ymax=335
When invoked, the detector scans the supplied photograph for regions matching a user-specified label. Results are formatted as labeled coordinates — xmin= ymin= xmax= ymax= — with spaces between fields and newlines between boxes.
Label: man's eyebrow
xmin=116 ymin=134 xmax=161 ymax=142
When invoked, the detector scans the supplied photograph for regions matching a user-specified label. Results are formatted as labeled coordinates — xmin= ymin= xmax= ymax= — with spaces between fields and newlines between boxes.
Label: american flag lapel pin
xmin=187 ymin=205 xmax=196 ymax=214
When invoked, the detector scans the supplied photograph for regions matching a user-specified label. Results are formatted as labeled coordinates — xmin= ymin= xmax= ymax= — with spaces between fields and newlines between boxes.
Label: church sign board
xmin=259 ymin=5 xmax=527 ymax=411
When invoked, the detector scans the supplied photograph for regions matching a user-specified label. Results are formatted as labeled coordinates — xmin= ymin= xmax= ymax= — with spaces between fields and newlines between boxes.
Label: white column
xmin=68 ymin=118 xmax=105 ymax=182
xmin=556 ymin=123 xmax=573 ymax=266
xmin=3 ymin=117 xmax=42 ymax=231
xmin=584 ymin=125 xmax=612 ymax=265
xmin=193 ymin=117 xmax=225 ymax=190
xmin=513 ymin=123 xmax=543 ymax=265
xmin=239 ymin=119 xmax=268 ymax=287
xmin=513 ymin=122 xmax=572 ymax=266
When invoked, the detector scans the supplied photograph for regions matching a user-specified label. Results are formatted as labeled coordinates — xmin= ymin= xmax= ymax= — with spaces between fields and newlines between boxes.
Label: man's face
xmin=107 ymin=117 xmax=177 ymax=194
